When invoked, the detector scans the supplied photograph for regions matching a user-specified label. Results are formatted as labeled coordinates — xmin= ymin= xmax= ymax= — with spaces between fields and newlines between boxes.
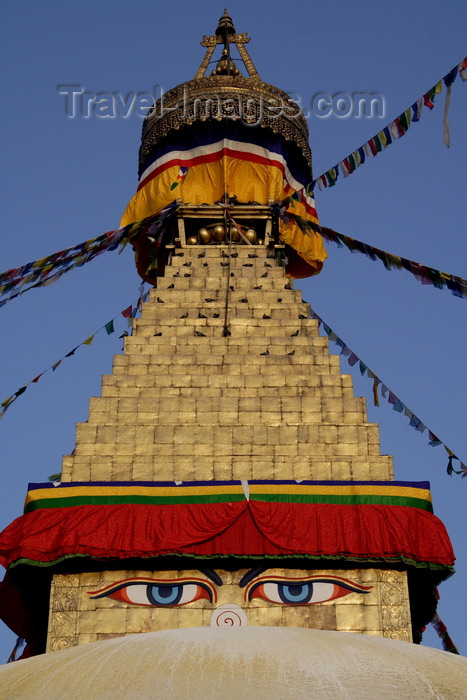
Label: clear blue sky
xmin=0 ymin=0 xmax=466 ymax=660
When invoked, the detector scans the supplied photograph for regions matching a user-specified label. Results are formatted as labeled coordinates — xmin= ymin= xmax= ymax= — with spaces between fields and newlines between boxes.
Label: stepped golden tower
xmin=0 ymin=12 xmax=464 ymax=699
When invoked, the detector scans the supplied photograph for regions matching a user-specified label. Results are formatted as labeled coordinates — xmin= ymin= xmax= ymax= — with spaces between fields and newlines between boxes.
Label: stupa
xmin=0 ymin=11 xmax=464 ymax=697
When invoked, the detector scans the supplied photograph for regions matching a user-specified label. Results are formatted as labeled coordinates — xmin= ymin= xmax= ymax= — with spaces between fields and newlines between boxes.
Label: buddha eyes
xmin=246 ymin=576 xmax=372 ymax=605
xmin=88 ymin=578 xmax=216 ymax=607
xmin=88 ymin=575 xmax=372 ymax=608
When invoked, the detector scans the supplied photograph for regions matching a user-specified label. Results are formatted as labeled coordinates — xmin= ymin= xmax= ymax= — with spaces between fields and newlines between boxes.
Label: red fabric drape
xmin=249 ymin=501 xmax=454 ymax=565
xmin=0 ymin=502 xmax=454 ymax=570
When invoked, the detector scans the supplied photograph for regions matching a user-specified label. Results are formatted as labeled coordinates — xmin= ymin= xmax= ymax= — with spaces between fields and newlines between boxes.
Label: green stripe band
xmin=24 ymin=493 xmax=433 ymax=513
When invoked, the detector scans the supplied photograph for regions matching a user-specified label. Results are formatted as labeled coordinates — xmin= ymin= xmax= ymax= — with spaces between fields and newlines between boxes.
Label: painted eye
xmin=88 ymin=578 xmax=215 ymax=607
xmin=247 ymin=577 xmax=371 ymax=605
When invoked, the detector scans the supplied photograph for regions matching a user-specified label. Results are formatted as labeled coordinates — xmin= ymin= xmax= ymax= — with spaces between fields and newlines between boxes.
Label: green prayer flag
xmin=105 ymin=320 xmax=115 ymax=335
xmin=399 ymin=111 xmax=409 ymax=132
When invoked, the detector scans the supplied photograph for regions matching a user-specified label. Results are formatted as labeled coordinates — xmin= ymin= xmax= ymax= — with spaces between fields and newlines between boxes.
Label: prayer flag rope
xmin=0 ymin=288 xmax=148 ymax=420
xmin=313 ymin=56 xmax=467 ymax=190
xmin=0 ymin=206 xmax=178 ymax=307
xmin=0 ymin=228 xmax=127 ymax=304
xmin=320 ymin=226 xmax=467 ymax=299
xmin=307 ymin=304 xmax=467 ymax=478
xmin=276 ymin=207 xmax=467 ymax=300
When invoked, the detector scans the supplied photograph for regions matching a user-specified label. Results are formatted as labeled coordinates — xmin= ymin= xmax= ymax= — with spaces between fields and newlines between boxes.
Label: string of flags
xmin=307 ymin=303 xmax=467 ymax=477
xmin=425 ymin=589 xmax=459 ymax=654
xmin=276 ymin=206 xmax=467 ymax=300
xmin=430 ymin=613 xmax=459 ymax=654
xmin=0 ymin=287 xmax=149 ymax=421
xmin=0 ymin=208 xmax=177 ymax=307
xmin=313 ymin=56 xmax=467 ymax=190
xmin=319 ymin=226 xmax=467 ymax=299
xmin=0 ymin=228 xmax=127 ymax=306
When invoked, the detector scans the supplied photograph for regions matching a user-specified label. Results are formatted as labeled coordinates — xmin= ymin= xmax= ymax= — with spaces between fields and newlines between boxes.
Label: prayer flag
xmin=424 ymin=91 xmax=435 ymax=109
xmin=373 ymin=134 xmax=383 ymax=152
xmin=428 ymin=432 xmax=442 ymax=447
xmin=459 ymin=57 xmax=467 ymax=81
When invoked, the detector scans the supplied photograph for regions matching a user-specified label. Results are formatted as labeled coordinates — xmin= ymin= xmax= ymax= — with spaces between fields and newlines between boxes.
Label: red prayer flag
xmin=423 ymin=92 xmax=435 ymax=109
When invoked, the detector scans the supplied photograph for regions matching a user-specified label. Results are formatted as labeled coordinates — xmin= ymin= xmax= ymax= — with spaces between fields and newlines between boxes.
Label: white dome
xmin=1 ymin=627 xmax=466 ymax=699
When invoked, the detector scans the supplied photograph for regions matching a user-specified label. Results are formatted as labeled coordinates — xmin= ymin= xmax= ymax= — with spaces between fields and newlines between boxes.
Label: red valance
xmin=0 ymin=501 xmax=454 ymax=572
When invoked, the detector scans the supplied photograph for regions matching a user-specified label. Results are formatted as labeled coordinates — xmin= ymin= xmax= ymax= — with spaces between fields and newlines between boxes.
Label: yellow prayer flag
xmin=34 ymin=256 xmax=50 ymax=269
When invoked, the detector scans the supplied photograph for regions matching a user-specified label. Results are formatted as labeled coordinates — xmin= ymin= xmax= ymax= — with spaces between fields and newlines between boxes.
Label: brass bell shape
xmin=212 ymin=224 xmax=226 ymax=242
xmin=198 ymin=227 xmax=212 ymax=244
xmin=244 ymin=228 xmax=257 ymax=244
xmin=187 ymin=235 xmax=198 ymax=245
xmin=230 ymin=226 xmax=241 ymax=242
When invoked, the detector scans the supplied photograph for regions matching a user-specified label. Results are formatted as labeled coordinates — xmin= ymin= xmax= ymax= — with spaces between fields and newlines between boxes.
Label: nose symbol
xmin=210 ymin=603 xmax=248 ymax=627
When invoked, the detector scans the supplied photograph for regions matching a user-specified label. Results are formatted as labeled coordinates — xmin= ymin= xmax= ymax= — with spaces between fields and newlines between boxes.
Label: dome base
xmin=1 ymin=627 xmax=466 ymax=699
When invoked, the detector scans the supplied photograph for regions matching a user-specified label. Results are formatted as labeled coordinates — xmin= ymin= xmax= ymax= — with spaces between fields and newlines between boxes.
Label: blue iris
xmin=147 ymin=585 xmax=183 ymax=606
xmin=278 ymin=583 xmax=313 ymax=604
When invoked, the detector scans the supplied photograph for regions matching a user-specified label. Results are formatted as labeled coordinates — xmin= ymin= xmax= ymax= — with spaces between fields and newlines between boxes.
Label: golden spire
xmin=194 ymin=9 xmax=259 ymax=80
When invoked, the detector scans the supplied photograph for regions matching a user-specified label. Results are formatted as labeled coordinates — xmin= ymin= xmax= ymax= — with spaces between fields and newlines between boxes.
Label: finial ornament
xmin=140 ymin=9 xmax=312 ymax=172
xmin=195 ymin=10 xmax=259 ymax=80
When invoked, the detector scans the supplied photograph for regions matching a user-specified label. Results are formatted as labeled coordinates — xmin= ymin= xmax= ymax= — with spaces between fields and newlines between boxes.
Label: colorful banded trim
xmin=24 ymin=480 xmax=433 ymax=514
xmin=137 ymin=120 xmax=311 ymax=184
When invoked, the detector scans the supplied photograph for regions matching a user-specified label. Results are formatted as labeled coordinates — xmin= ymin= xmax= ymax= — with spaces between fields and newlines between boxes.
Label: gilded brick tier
xmin=61 ymin=245 xmax=393 ymax=484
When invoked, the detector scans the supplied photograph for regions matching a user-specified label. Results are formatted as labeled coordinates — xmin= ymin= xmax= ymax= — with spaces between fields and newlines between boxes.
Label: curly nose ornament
xmin=210 ymin=604 xmax=248 ymax=627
